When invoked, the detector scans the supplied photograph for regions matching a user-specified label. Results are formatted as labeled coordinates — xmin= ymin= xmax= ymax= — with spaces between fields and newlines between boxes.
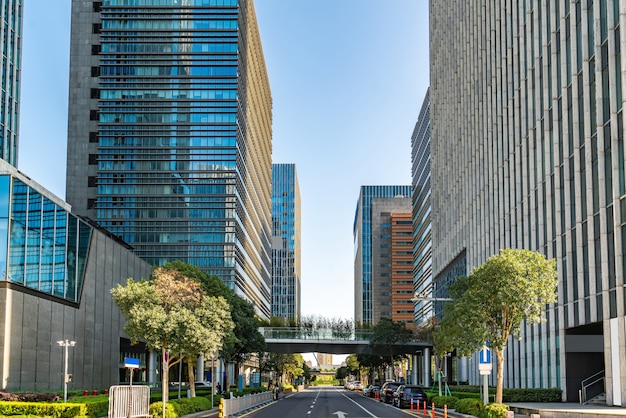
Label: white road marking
xmin=337 ymin=389 xmax=379 ymax=417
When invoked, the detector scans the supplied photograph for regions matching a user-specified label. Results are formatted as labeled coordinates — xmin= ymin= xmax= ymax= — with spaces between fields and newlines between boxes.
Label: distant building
xmin=0 ymin=159 xmax=153 ymax=390
xmin=354 ymin=186 xmax=412 ymax=326
xmin=315 ymin=353 xmax=333 ymax=368
xmin=271 ymin=164 xmax=301 ymax=322
xmin=65 ymin=0 xmax=274 ymax=319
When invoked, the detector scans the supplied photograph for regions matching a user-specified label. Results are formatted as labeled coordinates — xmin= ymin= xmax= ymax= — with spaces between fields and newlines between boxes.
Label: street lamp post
xmin=57 ymin=339 xmax=76 ymax=403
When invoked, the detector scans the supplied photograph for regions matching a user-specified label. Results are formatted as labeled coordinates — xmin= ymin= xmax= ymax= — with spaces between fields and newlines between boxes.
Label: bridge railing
xmin=259 ymin=327 xmax=374 ymax=341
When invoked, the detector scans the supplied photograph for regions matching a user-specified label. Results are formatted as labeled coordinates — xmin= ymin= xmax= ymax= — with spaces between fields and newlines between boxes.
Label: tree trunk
xmin=495 ymin=348 xmax=504 ymax=404
xmin=162 ymin=348 xmax=169 ymax=404
xmin=187 ymin=358 xmax=196 ymax=398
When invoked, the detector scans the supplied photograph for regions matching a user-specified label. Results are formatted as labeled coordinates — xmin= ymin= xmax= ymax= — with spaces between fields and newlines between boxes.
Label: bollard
xmin=83 ymin=390 xmax=88 ymax=396
xmin=218 ymin=398 xmax=224 ymax=418
xmin=423 ymin=400 xmax=427 ymax=416
xmin=444 ymin=404 xmax=448 ymax=418
xmin=431 ymin=402 xmax=435 ymax=418
xmin=93 ymin=390 xmax=97 ymax=396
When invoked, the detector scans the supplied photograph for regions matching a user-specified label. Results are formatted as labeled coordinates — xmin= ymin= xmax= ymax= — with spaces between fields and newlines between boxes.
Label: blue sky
xmin=18 ymin=1 xmax=430 ymax=320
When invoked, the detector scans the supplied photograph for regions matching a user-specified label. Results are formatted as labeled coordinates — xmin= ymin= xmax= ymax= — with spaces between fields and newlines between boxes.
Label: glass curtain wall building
xmin=0 ymin=159 xmax=153 ymax=390
xmin=430 ymin=0 xmax=626 ymax=404
xmin=0 ymin=0 xmax=21 ymax=166
xmin=271 ymin=163 xmax=301 ymax=322
xmin=354 ymin=185 xmax=411 ymax=326
xmin=66 ymin=0 xmax=273 ymax=318
xmin=411 ymin=89 xmax=434 ymax=326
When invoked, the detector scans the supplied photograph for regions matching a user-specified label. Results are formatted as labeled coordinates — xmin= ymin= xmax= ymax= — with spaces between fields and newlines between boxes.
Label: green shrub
xmin=455 ymin=398 xmax=484 ymax=416
xmin=479 ymin=402 xmax=509 ymax=418
xmin=169 ymin=396 xmax=212 ymax=416
xmin=0 ymin=401 xmax=87 ymax=418
xmin=502 ymin=388 xmax=562 ymax=402
xmin=149 ymin=401 xmax=177 ymax=418
xmin=431 ymin=395 xmax=459 ymax=409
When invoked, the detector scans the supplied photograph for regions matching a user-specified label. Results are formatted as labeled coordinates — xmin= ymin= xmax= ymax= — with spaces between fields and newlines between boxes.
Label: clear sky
xmin=18 ymin=1 xmax=430 ymax=321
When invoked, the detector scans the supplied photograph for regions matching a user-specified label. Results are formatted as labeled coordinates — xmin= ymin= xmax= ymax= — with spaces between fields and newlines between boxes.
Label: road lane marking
xmin=337 ymin=389 xmax=378 ymax=417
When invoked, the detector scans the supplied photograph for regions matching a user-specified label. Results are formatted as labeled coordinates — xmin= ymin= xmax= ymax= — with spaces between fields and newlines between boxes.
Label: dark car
xmin=392 ymin=385 xmax=428 ymax=409
xmin=379 ymin=381 xmax=400 ymax=403
xmin=363 ymin=384 xmax=380 ymax=398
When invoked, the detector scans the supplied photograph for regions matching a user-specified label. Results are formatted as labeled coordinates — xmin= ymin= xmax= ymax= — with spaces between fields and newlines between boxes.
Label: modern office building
xmin=430 ymin=0 xmax=626 ymax=404
xmin=0 ymin=0 xmax=21 ymax=166
xmin=65 ymin=0 xmax=274 ymax=319
xmin=411 ymin=89 xmax=434 ymax=326
xmin=353 ymin=186 xmax=412 ymax=326
xmin=0 ymin=159 xmax=153 ymax=390
xmin=271 ymin=163 xmax=301 ymax=322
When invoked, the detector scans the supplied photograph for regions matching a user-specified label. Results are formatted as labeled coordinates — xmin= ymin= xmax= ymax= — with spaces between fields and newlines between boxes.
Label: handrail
xmin=580 ymin=370 xmax=605 ymax=404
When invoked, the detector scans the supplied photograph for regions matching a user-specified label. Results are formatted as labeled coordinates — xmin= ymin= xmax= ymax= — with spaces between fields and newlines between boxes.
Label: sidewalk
xmin=508 ymin=402 xmax=626 ymax=418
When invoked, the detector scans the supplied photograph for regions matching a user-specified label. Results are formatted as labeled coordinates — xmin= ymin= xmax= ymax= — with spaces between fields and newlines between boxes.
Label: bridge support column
xmin=412 ymin=354 xmax=419 ymax=385
xmin=423 ymin=347 xmax=431 ymax=387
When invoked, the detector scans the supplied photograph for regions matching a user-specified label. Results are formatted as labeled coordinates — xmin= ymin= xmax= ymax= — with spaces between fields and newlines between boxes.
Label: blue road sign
xmin=124 ymin=357 xmax=140 ymax=369
xmin=479 ymin=346 xmax=491 ymax=364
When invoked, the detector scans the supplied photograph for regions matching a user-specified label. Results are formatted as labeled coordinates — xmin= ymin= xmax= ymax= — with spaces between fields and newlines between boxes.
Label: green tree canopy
xmin=434 ymin=248 xmax=558 ymax=403
xmin=111 ymin=266 xmax=234 ymax=402
xmin=369 ymin=318 xmax=413 ymax=380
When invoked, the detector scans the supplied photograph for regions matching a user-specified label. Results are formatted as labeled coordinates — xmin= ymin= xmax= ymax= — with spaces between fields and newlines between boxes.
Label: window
xmin=88 ymin=154 xmax=97 ymax=165
xmin=89 ymin=132 xmax=98 ymax=143
xmin=91 ymin=67 xmax=100 ymax=77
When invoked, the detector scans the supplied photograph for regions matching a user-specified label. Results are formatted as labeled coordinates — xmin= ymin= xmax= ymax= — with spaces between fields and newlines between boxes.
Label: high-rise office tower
xmin=271 ymin=163 xmax=301 ymax=322
xmin=431 ymin=0 xmax=626 ymax=404
xmin=411 ymin=89 xmax=433 ymax=326
xmin=66 ymin=0 xmax=273 ymax=318
xmin=0 ymin=0 xmax=21 ymax=166
xmin=354 ymin=186 xmax=412 ymax=326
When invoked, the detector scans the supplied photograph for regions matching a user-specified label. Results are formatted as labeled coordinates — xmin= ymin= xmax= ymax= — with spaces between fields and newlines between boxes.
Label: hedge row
xmin=0 ymin=401 xmax=88 ymax=418
xmin=443 ymin=385 xmax=562 ymax=402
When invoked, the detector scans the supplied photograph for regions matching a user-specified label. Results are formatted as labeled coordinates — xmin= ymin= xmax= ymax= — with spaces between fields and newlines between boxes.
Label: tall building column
xmin=423 ymin=347 xmax=431 ymax=387
xmin=457 ymin=356 xmax=468 ymax=383
xmin=197 ymin=355 xmax=205 ymax=382
xmin=412 ymin=354 xmax=419 ymax=385
xmin=148 ymin=350 xmax=157 ymax=384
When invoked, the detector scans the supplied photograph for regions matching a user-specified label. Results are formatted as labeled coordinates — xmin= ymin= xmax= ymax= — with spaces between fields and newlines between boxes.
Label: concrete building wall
xmin=0 ymin=227 xmax=152 ymax=391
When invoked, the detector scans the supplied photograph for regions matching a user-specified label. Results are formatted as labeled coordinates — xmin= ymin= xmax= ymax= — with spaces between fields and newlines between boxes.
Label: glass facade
xmin=411 ymin=89 xmax=433 ymax=325
xmin=0 ymin=0 xmax=22 ymax=166
xmin=271 ymin=164 xmax=301 ymax=322
xmin=67 ymin=0 xmax=273 ymax=318
xmin=354 ymin=185 xmax=411 ymax=325
xmin=0 ymin=175 xmax=90 ymax=303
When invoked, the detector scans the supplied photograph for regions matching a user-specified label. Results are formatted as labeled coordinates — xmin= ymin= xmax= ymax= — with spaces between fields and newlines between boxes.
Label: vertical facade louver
xmin=66 ymin=0 xmax=273 ymax=319
xmin=411 ymin=89 xmax=434 ymax=326
xmin=430 ymin=0 xmax=626 ymax=404
xmin=271 ymin=163 xmax=301 ymax=322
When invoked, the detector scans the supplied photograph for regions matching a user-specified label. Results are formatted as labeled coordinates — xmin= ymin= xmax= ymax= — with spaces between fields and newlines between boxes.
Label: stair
xmin=586 ymin=393 xmax=606 ymax=405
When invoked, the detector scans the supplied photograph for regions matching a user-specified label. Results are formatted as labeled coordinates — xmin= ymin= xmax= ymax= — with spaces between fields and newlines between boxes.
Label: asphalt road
xmin=240 ymin=386 xmax=435 ymax=418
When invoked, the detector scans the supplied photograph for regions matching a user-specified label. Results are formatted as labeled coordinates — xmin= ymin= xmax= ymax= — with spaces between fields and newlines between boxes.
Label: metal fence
xmin=220 ymin=391 xmax=273 ymax=417
xmin=108 ymin=385 xmax=151 ymax=418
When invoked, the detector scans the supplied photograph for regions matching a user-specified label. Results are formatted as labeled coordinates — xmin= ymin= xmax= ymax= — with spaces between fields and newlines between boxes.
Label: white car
xmin=194 ymin=381 xmax=212 ymax=388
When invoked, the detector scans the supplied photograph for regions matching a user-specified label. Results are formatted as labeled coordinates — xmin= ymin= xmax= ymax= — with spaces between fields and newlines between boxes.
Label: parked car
xmin=363 ymin=384 xmax=380 ymax=398
xmin=379 ymin=381 xmax=400 ymax=403
xmin=194 ymin=381 xmax=212 ymax=388
xmin=353 ymin=381 xmax=363 ymax=391
xmin=392 ymin=385 xmax=428 ymax=409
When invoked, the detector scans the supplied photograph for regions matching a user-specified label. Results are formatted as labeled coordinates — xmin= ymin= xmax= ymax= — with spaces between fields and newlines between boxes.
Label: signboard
xmin=124 ymin=357 xmax=140 ymax=369
xmin=478 ymin=346 xmax=492 ymax=375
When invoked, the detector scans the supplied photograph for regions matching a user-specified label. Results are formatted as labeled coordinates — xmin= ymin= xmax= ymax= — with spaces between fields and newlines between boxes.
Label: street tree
xmin=111 ymin=267 xmax=234 ymax=403
xmin=369 ymin=318 xmax=413 ymax=380
xmin=163 ymin=261 xmax=265 ymax=393
xmin=434 ymin=248 xmax=558 ymax=403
